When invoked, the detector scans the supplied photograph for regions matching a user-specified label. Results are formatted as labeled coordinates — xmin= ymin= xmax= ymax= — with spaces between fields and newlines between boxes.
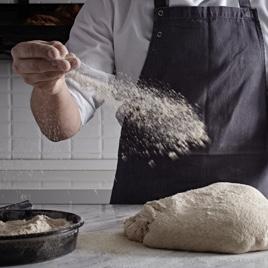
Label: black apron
xmin=110 ymin=0 xmax=268 ymax=204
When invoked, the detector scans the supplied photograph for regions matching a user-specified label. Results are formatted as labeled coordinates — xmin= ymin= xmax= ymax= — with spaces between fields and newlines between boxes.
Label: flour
xmin=78 ymin=230 xmax=142 ymax=255
xmin=76 ymin=229 xmax=268 ymax=268
xmin=0 ymin=215 xmax=71 ymax=236
xmin=67 ymin=70 xmax=209 ymax=161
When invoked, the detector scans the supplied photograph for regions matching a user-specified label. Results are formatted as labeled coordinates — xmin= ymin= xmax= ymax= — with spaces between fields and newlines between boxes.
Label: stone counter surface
xmin=2 ymin=205 xmax=268 ymax=268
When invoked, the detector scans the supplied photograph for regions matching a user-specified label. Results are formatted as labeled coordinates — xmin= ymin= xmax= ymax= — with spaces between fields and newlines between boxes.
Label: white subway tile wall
xmin=0 ymin=140 xmax=11 ymax=159
xmin=0 ymin=61 xmax=121 ymax=160
xmin=0 ymin=0 xmax=119 ymax=200
xmin=0 ymin=0 xmax=86 ymax=3
xmin=0 ymin=0 xmax=15 ymax=3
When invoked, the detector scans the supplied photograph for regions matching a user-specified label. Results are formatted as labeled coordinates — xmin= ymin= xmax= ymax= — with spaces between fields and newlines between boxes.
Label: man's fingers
xmin=13 ymin=59 xmax=71 ymax=74
xmin=11 ymin=41 xmax=60 ymax=60
xmin=23 ymin=71 xmax=65 ymax=84
xmin=65 ymin=53 xmax=81 ymax=70
xmin=30 ymin=40 xmax=69 ymax=58
xmin=11 ymin=40 xmax=80 ymax=90
xmin=50 ymin=41 xmax=69 ymax=58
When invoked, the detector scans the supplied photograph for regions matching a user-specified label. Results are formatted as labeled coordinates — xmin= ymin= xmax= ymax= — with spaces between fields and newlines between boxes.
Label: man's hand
xmin=11 ymin=40 xmax=80 ymax=95
xmin=11 ymin=40 xmax=82 ymax=141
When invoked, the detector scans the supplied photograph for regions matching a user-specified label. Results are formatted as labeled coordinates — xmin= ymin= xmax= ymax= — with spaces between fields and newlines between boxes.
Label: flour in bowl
xmin=0 ymin=215 xmax=71 ymax=236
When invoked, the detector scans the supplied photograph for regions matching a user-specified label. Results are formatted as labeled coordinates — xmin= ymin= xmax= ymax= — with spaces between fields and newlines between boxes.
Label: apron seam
xmin=253 ymin=10 xmax=268 ymax=91
xmin=206 ymin=14 xmax=211 ymax=155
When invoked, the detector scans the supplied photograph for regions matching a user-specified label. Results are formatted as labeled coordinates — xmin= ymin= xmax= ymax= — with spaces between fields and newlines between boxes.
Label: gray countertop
xmin=4 ymin=204 xmax=268 ymax=268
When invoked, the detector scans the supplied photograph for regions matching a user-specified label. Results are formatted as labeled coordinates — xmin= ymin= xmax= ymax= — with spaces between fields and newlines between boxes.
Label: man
xmin=11 ymin=0 xmax=268 ymax=204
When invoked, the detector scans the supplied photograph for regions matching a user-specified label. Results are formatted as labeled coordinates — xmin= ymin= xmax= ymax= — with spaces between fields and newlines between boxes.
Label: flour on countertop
xmin=76 ymin=229 xmax=265 ymax=268
xmin=67 ymin=70 xmax=209 ymax=161
xmin=78 ymin=230 xmax=142 ymax=255
xmin=0 ymin=215 xmax=71 ymax=236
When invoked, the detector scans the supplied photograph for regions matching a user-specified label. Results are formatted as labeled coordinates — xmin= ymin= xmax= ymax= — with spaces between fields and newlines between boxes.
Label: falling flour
xmin=0 ymin=215 xmax=71 ymax=236
xmin=67 ymin=70 xmax=209 ymax=161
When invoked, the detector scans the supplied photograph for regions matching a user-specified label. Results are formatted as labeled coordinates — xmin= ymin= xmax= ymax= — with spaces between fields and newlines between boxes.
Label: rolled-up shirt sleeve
xmin=65 ymin=0 xmax=115 ymax=126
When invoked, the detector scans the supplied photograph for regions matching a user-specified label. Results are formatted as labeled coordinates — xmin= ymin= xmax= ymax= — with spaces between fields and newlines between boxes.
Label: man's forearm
xmin=31 ymin=78 xmax=81 ymax=141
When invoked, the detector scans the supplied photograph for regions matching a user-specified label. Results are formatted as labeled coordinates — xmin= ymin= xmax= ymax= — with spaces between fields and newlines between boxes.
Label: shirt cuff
xmin=68 ymin=84 xmax=95 ymax=126
xmin=65 ymin=63 xmax=114 ymax=126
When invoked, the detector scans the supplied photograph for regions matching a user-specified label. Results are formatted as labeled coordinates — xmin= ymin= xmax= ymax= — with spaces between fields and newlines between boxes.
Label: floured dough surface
xmin=0 ymin=215 xmax=71 ymax=236
xmin=124 ymin=182 xmax=268 ymax=254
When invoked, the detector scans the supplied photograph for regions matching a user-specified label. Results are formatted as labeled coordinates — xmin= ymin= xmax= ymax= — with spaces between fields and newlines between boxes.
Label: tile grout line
xmin=70 ymin=121 xmax=74 ymax=159
xmin=70 ymin=137 xmax=73 ymax=160
xmin=100 ymin=107 xmax=104 ymax=159
xmin=9 ymin=63 xmax=14 ymax=160
xmin=40 ymin=130 xmax=43 ymax=160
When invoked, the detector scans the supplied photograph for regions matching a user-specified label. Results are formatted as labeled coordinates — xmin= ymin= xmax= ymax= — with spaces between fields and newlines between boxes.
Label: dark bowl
xmin=0 ymin=209 xmax=84 ymax=266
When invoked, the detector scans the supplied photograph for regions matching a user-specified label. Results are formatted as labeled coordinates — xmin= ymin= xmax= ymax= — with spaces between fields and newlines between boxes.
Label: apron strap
xmin=239 ymin=0 xmax=251 ymax=8
xmin=154 ymin=0 xmax=169 ymax=8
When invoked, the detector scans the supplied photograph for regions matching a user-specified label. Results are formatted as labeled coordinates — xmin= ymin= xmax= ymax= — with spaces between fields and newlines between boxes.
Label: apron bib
xmin=110 ymin=0 xmax=268 ymax=204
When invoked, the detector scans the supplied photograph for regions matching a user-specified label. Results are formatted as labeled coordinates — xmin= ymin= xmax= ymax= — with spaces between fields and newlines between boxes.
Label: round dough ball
xmin=124 ymin=182 xmax=268 ymax=254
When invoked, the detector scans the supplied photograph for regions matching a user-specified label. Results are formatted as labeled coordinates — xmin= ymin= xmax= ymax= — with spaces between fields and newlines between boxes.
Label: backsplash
xmin=0 ymin=0 xmax=85 ymax=3
xmin=0 ymin=59 xmax=120 ymax=203
xmin=0 ymin=60 xmax=121 ymax=160
xmin=0 ymin=0 xmax=118 ymax=204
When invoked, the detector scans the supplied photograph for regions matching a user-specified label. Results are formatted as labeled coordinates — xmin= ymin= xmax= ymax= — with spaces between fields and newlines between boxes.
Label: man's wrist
xmin=33 ymin=77 xmax=68 ymax=96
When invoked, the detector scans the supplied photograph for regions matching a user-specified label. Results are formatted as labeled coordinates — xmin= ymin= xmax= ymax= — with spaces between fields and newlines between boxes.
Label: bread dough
xmin=124 ymin=182 xmax=268 ymax=254
xmin=0 ymin=215 xmax=70 ymax=236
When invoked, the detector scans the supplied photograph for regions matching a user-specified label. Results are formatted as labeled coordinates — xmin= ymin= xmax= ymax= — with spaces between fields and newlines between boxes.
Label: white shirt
xmin=65 ymin=0 xmax=268 ymax=126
